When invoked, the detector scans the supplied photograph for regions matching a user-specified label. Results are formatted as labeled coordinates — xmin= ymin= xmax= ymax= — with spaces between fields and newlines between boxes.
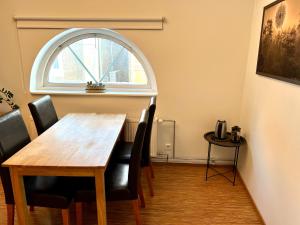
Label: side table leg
xmin=233 ymin=147 xmax=240 ymax=186
xmin=205 ymin=143 xmax=212 ymax=181
xmin=233 ymin=149 xmax=238 ymax=172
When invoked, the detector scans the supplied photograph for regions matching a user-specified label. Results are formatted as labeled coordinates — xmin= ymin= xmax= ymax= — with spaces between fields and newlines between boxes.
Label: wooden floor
xmin=0 ymin=163 xmax=263 ymax=225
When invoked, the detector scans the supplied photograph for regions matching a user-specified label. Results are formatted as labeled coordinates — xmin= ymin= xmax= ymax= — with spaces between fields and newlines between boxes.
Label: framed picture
xmin=256 ymin=0 xmax=300 ymax=85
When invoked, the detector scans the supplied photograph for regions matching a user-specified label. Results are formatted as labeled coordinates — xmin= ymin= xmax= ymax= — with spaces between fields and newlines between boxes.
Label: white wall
xmin=0 ymin=0 xmax=254 ymax=160
xmin=239 ymin=0 xmax=300 ymax=224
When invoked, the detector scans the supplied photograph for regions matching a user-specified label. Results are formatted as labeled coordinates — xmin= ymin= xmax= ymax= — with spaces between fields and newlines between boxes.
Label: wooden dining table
xmin=2 ymin=113 xmax=126 ymax=225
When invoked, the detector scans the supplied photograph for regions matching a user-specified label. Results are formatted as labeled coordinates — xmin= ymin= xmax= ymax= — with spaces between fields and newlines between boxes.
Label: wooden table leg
xmin=9 ymin=167 xmax=31 ymax=225
xmin=95 ymin=168 xmax=107 ymax=225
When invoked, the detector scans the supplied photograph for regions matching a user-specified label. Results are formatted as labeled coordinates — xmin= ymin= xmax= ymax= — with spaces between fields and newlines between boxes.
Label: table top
xmin=204 ymin=131 xmax=245 ymax=147
xmin=3 ymin=113 xmax=126 ymax=168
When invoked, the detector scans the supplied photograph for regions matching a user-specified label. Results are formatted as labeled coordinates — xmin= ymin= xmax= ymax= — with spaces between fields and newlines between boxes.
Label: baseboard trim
xmin=152 ymin=157 xmax=234 ymax=165
xmin=237 ymin=171 xmax=266 ymax=225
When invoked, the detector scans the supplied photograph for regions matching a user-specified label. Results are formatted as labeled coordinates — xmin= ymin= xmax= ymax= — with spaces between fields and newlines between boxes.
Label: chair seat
xmin=74 ymin=163 xmax=136 ymax=202
xmin=25 ymin=176 xmax=73 ymax=209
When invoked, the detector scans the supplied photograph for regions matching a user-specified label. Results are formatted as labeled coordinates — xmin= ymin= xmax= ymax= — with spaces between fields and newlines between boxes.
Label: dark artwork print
xmin=257 ymin=0 xmax=300 ymax=85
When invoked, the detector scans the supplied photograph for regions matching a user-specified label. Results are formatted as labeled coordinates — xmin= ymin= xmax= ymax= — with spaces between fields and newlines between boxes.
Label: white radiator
xmin=157 ymin=119 xmax=175 ymax=159
xmin=124 ymin=118 xmax=158 ymax=157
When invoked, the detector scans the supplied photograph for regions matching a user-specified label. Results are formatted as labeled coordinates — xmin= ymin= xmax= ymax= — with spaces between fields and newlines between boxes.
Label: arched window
xmin=30 ymin=28 xmax=157 ymax=95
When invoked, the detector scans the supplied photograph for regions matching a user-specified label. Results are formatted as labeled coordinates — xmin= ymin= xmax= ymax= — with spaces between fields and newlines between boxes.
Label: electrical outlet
xmin=165 ymin=143 xmax=171 ymax=148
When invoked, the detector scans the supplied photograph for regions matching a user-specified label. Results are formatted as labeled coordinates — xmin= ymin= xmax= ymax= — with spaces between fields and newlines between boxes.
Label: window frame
xmin=30 ymin=28 xmax=157 ymax=96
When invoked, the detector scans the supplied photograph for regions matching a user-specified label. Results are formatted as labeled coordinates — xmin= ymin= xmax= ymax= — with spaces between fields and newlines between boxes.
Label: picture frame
xmin=256 ymin=0 xmax=300 ymax=85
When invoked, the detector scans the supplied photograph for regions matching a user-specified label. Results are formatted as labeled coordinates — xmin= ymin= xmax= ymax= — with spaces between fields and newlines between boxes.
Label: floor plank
xmin=0 ymin=163 xmax=263 ymax=225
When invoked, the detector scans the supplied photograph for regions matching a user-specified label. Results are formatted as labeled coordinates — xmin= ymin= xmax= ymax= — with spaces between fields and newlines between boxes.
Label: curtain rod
xmin=14 ymin=16 xmax=166 ymax=23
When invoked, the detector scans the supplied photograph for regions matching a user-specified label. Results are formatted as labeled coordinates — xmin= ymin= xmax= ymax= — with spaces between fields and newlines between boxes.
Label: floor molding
xmin=152 ymin=157 xmax=234 ymax=165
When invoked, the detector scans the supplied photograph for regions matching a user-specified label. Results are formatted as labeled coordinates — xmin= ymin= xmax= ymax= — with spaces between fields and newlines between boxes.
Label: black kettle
xmin=214 ymin=120 xmax=227 ymax=139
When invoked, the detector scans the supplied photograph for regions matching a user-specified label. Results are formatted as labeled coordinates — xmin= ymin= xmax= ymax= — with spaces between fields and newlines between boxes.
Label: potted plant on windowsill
xmin=0 ymin=88 xmax=19 ymax=115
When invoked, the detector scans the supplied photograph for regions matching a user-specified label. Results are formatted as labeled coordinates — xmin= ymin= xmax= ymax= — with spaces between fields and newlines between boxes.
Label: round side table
xmin=204 ymin=131 xmax=246 ymax=185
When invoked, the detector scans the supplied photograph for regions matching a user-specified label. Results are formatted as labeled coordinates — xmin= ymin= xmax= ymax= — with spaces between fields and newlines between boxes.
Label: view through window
xmin=47 ymin=37 xmax=148 ymax=85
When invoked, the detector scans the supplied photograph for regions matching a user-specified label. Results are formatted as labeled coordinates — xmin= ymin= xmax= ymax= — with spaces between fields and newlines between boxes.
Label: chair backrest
xmin=28 ymin=95 xmax=58 ymax=135
xmin=128 ymin=109 xmax=148 ymax=196
xmin=0 ymin=110 xmax=31 ymax=204
xmin=141 ymin=96 xmax=156 ymax=167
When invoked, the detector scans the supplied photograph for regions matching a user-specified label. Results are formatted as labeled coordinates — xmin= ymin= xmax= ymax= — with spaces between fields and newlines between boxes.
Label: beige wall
xmin=239 ymin=0 xmax=300 ymax=224
xmin=0 ymin=1 xmax=253 ymax=160
xmin=0 ymin=1 xmax=25 ymax=113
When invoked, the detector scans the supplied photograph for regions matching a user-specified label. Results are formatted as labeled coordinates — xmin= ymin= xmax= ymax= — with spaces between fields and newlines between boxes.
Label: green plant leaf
xmin=0 ymin=88 xmax=18 ymax=110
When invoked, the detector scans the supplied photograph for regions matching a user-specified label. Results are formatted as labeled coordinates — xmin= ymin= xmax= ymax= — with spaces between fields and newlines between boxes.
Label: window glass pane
xmin=48 ymin=37 xmax=148 ymax=85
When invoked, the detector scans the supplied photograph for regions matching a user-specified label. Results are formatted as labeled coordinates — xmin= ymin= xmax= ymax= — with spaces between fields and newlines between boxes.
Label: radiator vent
xmin=124 ymin=118 xmax=157 ymax=157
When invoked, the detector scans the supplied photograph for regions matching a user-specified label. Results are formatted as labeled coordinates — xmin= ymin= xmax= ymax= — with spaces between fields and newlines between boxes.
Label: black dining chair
xmin=74 ymin=109 xmax=148 ymax=225
xmin=28 ymin=95 xmax=58 ymax=135
xmin=0 ymin=110 xmax=73 ymax=225
xmin=114 ymin=96 xmax=156 ymax=196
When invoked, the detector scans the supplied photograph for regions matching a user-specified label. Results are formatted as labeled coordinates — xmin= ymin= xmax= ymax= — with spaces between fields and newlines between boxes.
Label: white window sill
xmin=30 ymin=89 xmax=158 ymax=97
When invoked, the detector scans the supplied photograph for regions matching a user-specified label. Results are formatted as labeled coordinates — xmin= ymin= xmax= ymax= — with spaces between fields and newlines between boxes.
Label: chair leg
xmin=144 ymin=167 xmax=154 ymax=197
xmin=75 ymin=202 xmax=83 ymax=225
xmin=132 ymin=200 xmax=142 ymax=225
xmin=149 ymin=161 xmax=155 ymax=179
xmin=61 ymin=208 xmax=70 ymax=225
xmin=29 ymin=206 xmax=34 ymax=212
xmin=138 ymin=182 xmax=145 ymax=208
xmin=7 ymin=204 xmax=14 ymax=225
